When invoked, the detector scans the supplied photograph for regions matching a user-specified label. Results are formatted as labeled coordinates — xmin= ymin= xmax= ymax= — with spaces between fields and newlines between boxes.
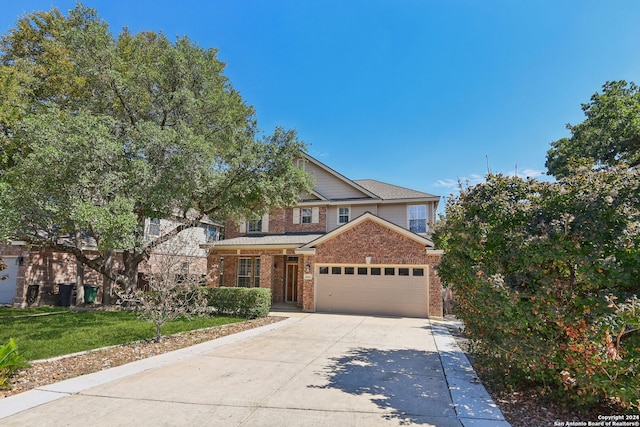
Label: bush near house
xmin=433 ymin=168 xmax=640 ymax=411
xmin=204 ymin=287 xmax=271 ymax=319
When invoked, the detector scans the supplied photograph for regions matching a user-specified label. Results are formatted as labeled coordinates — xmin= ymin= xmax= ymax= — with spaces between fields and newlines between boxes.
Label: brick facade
xmin=224 ymin=207 xmax=327 ymax=239
xmin=0 ymin=244 xmax=123 ymax=307
xmin=314 ymin=219 xmax=427 ymax=264
xmin=207 ymin=216 xmax=444 ymax=317
xmin=286 ymin=207 xmax=327 ymax=234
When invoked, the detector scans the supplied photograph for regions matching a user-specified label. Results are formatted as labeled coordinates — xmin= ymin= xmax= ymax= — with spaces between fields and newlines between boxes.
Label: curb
xmin=431 ymin=320 xmax=512 ymax=427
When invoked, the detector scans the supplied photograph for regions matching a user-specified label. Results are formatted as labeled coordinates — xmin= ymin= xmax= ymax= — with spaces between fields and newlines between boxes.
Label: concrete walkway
xmin=0 ymin=313 xmax=510 ymax=426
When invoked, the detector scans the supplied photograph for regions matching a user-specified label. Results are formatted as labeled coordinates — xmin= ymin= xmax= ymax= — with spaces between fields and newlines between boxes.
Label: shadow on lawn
xmin=312 ymin=347 xmax=455 ymax=425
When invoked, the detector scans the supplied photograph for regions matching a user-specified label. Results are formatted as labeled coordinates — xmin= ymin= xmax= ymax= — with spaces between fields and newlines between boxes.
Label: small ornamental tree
xmin=117 ymin=232 xmax=208 ymax=343
xmin=433 ymin=168 xmax=640 ymax=410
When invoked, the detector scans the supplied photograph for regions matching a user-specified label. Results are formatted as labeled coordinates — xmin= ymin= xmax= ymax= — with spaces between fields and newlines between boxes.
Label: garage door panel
xmin=316 ymin=266 xmax=428 ymax=318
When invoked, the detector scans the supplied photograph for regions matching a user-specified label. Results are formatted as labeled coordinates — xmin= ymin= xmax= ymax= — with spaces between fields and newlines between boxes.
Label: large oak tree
xmin=546 ymin=80 xmax=640 ymax=178
xmin=0 ymin=4 xmax=313 ymax=297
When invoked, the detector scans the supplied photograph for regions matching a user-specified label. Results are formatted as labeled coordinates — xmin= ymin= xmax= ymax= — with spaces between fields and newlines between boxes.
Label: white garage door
xmin=316 ymin=265 xmax=429 ymax=318
xmin=0 ymin=256 xmax=18 ymax=305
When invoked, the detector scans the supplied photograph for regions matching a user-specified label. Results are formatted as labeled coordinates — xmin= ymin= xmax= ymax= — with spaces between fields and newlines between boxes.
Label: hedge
xmin=203 ymin=287 xmax=271 ymax=319
xmin=434 ymin=170 xmax=640 ymax=411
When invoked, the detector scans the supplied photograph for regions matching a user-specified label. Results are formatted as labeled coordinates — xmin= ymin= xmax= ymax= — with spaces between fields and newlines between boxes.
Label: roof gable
xmin=300 ymin=153 xmax=378 ymax=201
xmin=298 ymin=211 xmax=434 ymax=252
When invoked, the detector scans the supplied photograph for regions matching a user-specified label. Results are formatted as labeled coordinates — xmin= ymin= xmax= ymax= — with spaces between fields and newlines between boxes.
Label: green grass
xmin=0 ymin=307 xmax=69 ymax=318
xmin=0 ymin=309 xmax=245 ymax=361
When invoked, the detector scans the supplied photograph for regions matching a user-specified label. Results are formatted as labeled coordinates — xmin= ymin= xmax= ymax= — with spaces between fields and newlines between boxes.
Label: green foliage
xmin=204 ymin=287 xmax=271 ymax=319
xmin=0 ymin=4 xmax=313 ymax=293
xmin=433 ymin=168 xmax=640 ymax=411
xmin=546 ymin=80 xmax=640 ymax=178
xmin=0 ymin=338 xmax=30 ymax=389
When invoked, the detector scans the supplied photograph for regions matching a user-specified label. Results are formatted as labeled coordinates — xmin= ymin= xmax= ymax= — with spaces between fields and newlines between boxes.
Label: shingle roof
xmin=211 ymin=233 xmax=324 ymax=247
xmin=354 ymin=179 xmax=439 ymax=200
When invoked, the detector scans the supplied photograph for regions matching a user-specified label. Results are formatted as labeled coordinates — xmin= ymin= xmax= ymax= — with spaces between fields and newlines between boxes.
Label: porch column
xmin=259 ymin=254 xmax=273 ymax=289
xmin=301 ymin=255 xmax=315 ymax=312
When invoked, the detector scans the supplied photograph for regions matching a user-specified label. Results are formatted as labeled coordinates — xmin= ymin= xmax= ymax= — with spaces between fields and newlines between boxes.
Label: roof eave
xmin=207 ymin=243 xmax=304 ymax=251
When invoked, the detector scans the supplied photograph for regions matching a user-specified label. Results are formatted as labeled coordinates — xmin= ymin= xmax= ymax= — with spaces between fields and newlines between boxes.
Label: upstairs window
xmin=241 ymin=214 xmax=268 ymax=233
xmin=201 ymin=224 xmax=219 ymax=243
xmin=301 ymin=208 xmax=312 ymax=224
xmin=149 ymin=218 xmax=161 ymax=237
xmin=248 ymin=217 xmax=262 ymax=233
xmin=409 ymin=205 xmax=427 ymax=234
xmin=338 ymin=207 xmax=350 ymax=224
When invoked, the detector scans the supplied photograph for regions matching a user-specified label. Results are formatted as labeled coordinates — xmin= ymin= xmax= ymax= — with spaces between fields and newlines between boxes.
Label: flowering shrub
xmin=433 ymin=167 xmax=640 ymax=410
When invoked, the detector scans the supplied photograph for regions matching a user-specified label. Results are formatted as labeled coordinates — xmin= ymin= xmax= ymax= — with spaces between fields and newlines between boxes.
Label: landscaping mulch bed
xmin=2 ymin=316 xmax=286 ymax=399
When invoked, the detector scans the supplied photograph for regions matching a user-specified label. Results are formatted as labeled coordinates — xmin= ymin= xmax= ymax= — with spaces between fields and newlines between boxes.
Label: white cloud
xmin=434 ymin=168 xmax=548 ymax=195
xmin=434 ymin=174 xmax=485 ymax=189
xmin=506 ymin=168 xmax=546 ymax=179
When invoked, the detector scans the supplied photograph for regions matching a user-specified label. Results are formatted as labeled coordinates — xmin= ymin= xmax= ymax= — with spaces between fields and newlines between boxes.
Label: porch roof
xmin=204 ymin=233 xmax=324 ymax=250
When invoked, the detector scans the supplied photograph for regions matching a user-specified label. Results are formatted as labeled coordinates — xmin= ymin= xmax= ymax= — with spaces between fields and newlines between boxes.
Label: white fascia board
xmin=208 ymin=244 xmax=303 ymax=251
xmin=426 ymin=249 xmax=444 ymax=255
xmin=294 ymin=247 xmax=316 ymax=255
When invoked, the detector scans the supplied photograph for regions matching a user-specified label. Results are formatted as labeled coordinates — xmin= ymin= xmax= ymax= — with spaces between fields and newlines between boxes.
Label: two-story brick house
xmin=206 ymin=153 xmax=444 ymax=318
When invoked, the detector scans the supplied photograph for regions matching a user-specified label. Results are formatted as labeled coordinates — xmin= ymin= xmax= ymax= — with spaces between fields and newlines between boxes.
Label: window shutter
xmin=262 ymin=213 xmax=269 ymax=232
xmin=239 ymin=221 xmax=246 ymax=233
xmin=312 ymin=207 xmax=319 ymax=223
xmin=293 ymin=208 xmax=300 ymax=224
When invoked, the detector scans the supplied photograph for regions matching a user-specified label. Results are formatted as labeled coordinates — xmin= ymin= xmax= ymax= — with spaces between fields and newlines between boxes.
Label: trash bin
xmin=83 ymin=284 xmax=99 ymax=304
xmin=58 ymin=283 xmax=73 ymax=307
xmin=26 ymin=284 xmax=40 ymax=306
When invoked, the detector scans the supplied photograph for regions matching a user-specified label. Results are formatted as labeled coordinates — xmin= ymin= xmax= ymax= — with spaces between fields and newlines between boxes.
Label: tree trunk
xmin=74 ymin=229 xmax=85 ymax=305
xmin=102 ymin=250 xmax=113 ymax=305
xmin=121 ymin=251 xmax=141 ymax=294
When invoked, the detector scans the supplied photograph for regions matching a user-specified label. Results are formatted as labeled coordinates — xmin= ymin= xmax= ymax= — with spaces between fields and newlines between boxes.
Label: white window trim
xmin=337 ymin=206 xmax=351 ymax=225
xmin=301 ymin=208 xmax=312 ymax=224
xmin=148 ymin=218 xmax=161 ymax=237
xmin=242 ymin=213 xmax=269 ymax=233
xmin=294 ymin=207 xmax=319 ymax=224
xmin=408 ymin=204 xmax=428 ymax=234
xmin=237 ymin=257 xmax=261 ymax=288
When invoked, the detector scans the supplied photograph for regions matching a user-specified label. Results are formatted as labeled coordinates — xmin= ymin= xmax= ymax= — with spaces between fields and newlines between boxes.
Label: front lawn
xmin=0 ymin=306 xmax=68 ymax=318
xmin=0 ymin=308 xmax=245 ymax=361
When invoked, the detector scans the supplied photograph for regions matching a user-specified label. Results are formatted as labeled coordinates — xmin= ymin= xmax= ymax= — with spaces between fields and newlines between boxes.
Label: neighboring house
xmin=205 ymin=152 xmax=444 ymax=318
xmin=0 ymin=216 xmax=221 ymax=307
xmin=141 ymin=215 xmax=221 ymax=279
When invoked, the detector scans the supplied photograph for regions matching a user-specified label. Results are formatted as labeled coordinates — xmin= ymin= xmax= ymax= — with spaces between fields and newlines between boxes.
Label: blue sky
xmin=2 ymin=1 xmax=640 ymax=211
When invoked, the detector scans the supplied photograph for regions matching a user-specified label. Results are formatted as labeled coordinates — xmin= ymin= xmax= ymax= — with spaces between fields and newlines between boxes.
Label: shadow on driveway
xmin=312 ymin=347 xmax=454 ymax=425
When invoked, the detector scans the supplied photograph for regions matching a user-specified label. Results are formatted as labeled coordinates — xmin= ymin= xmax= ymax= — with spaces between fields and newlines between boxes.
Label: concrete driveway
xmin=0 ymin=313 xmax=509 ymax=426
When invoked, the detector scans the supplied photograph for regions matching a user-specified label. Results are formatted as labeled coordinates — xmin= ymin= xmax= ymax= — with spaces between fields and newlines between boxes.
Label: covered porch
xmin=205 ymin=234 xmax=322 ymax=311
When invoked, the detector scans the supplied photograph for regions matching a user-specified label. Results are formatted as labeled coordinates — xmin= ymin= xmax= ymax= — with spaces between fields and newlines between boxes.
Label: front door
xmin=286 ymin=264 xmax=298 ymax=303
